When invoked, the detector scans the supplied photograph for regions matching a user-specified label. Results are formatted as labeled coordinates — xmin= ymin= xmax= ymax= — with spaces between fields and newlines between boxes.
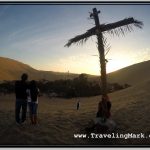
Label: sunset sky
xmin=0 ymin=4 xmax=150 ymax=75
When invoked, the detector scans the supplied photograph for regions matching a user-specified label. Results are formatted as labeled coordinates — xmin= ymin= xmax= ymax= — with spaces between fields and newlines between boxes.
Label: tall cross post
xmin=65 ymin=7 xmax=143 ymax=103
xmin=92 ymin=8 xmax=107 ymax=96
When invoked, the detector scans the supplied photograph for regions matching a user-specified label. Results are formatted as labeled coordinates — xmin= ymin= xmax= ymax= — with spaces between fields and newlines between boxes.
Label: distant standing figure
xmin=77 ymin=100 xmax=80 ymax=110
xmin=28 ymin=80 xmax=39 ymax=125
xmin=15 ymin=73 xmax=28 ymax=125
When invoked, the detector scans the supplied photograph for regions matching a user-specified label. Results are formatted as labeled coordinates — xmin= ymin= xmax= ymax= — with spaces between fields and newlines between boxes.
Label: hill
xmin=0 ymin=57 xmax=37 ymax=80
xmin=1 ymin=56 xmax=150 ymax=87
xmin=107 ymin=60 xmax=150 ymax=86
xmin=0 ymin=57 xmax=78 ymax=81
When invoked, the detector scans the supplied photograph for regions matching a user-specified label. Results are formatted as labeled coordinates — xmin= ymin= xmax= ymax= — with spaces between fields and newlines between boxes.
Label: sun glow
xmin=34 ymin=46 xmax=150 ymax=76
xmin=87 ymin=59 xmax=132 ymax=75
xmin=106 ymin=60 xmax=131 ymax=73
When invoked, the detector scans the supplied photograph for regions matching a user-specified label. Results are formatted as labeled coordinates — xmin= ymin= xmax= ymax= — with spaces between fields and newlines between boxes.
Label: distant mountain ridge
xmin=0 ymin=57 xmax=150 ymax=86
xmin=0 ymin=57 xmax=78 ymax=81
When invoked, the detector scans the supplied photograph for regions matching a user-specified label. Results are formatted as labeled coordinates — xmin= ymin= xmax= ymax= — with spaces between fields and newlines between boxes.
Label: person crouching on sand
xmin=96 ymin=95 xmax=111 ymax=120
xmin=95 ymin=95 xmax=116 ymax=131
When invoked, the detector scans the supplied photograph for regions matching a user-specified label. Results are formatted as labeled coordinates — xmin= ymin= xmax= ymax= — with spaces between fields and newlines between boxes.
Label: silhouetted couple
xmin=15 ymin=73 xmax=39 ymax=125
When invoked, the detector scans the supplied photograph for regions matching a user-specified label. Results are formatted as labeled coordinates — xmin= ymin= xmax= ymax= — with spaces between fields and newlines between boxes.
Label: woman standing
xmin=28 ymin=80 xmax=39 ymax=125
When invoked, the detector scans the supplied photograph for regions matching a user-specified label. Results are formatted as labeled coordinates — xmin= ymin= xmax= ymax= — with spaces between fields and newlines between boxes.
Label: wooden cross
xmin=65 ymin=8 xmax=143 ymax=97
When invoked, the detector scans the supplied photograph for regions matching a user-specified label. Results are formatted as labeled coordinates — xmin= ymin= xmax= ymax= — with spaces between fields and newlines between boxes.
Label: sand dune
xmin=1 ymin=79 xmax=150 ymax=145
xmin=108 ymin=60 xmax=150 ymax=85
xmin=0 ymin=57 xmax=78 ymax=81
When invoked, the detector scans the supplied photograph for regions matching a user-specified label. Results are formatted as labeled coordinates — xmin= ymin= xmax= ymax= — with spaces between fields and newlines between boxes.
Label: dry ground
xmin=1 ymin=80 xmax=150 ymax=146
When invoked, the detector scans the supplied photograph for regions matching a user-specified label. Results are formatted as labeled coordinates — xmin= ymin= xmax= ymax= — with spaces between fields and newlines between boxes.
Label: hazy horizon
xmin=0 ymin=4 xmax=149 ymax=75
xmin=1 ymin=56 xmax=149 ymax=77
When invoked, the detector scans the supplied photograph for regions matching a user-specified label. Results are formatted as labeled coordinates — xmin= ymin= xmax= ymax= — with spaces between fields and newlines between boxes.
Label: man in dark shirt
xmin=15 ymin=73 xmax=28 ymax=124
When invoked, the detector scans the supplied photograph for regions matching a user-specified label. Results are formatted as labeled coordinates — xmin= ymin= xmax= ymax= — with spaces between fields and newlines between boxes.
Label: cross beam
xmin=65 ymin=8 xmax=143 ymax=97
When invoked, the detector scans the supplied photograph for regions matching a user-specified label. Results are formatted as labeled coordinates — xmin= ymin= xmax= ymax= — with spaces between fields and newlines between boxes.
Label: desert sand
xmin=1 ymin=79 xmax=150 ymax=146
